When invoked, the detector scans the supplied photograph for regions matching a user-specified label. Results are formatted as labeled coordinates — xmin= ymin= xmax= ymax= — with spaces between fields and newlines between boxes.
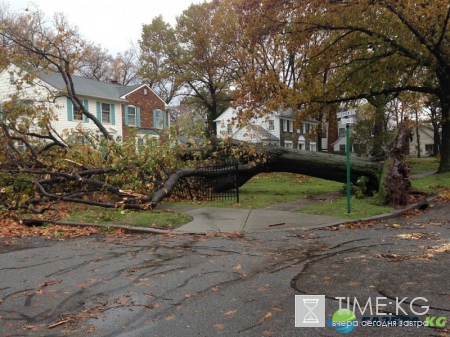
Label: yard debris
xmin=374 ymin=253 xmax=410 ymax=262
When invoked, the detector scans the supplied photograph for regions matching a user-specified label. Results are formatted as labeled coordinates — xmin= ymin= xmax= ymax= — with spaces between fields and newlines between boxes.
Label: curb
xmin=325 ymin=195 xmax=438 ymax=228
xmin=52 ymin=221 xmax=171 ymax=234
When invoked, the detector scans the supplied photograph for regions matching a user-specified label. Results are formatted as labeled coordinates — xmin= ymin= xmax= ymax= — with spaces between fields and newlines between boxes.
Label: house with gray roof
xmin=0 ymin=64 xmax=168 ymax=144
xmin=214 ymin=107 xmax=324 ymax=150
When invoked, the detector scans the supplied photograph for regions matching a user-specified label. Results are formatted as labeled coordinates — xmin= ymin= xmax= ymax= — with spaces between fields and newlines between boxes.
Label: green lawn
xmin=406 ymin=156 xmax=439 ymax=175
xmin=161 ymin=173 xmax=343 ymax=209
xmin=299 ymin=195 xmax=394 ymax=219
xmin=65 ymin=208 xmax=193 ymax=229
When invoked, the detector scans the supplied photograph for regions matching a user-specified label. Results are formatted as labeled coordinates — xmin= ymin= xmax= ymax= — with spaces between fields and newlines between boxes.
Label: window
xmin=425 ymin=144 xmax=434 ymax=154
xmin=73 ymin=107 xmax=83 ymax=121
xmin=154 ymin=109 xmax=165 ymax=129
xmin=339 ymin=128 xmax=346 ymax=137
xmin=284 ymin=141 xmax=293 ymax=148
xmin=128 ymin=106 xmax=136 ymax=126
xmin=289 ymin=120 xmax=294 ymax=133
xmin=339 ymin=144 xmax=346 ymax=152
xmin=269 ymin=120 xmax=274 ymax=130
xmin=137 ymin=137 xmax=144 ymax=147
xmin=227 ymin=123 xmax=233 ymax=133
xmin=310 ymin=142 xmax=317 ymax=151
xmin=102 ymin=103 xmax=111 ymax=123
xmin=9 ymin=73 xmax=15 ymax=84
xmin=282 ymin=119 xmax=287 ymax=132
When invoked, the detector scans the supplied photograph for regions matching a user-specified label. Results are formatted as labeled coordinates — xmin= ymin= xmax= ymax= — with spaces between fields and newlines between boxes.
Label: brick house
xmin=118 ymin=84 xmax=168 ymax=142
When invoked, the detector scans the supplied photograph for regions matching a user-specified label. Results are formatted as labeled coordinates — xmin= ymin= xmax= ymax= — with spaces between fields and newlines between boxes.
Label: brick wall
xmin=121 ymin=86 xmax=166 ymax=140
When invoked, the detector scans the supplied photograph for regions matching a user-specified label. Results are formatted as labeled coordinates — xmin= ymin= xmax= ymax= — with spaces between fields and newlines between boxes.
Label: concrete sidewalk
xmin=170 ymin=207 xmax=346 ymax=234
xmin=163 ymin=171 xmax=438 ymax=234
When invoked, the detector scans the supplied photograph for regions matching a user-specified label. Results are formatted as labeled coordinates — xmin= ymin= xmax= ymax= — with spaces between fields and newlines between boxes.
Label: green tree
xmin=269 ymin=0 xmax=450 ymax=172
xmin=139 ymin=1 xmax=236 ymax=136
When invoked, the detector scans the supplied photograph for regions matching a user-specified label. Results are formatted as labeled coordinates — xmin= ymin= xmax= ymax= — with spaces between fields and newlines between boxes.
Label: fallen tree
xmin=0 ymin=132 xmax=385 ymax=213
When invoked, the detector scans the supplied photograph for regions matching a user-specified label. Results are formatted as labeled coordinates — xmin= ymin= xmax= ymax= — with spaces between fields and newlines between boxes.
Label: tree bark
xmin=383 ymin=118 xmax=413 ymax=206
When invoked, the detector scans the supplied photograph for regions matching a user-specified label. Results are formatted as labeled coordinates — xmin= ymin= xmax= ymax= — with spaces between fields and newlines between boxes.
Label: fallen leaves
xmin=224 ymin=310 xmax=236 ymax=316
xmin=259 ymin=311 xmax=273 ymax=323
xmin=420 ymin=242 xmax=450 ymax=253
xmin=213 ymin=323 xmax=225 ymax=330
xmin=0 ymin=212 xmax=101 ymax=239
xmin=39 ymin=279 xmax=62 ymax=287
xmin=374 ymin=253 xmax=410 ymax=262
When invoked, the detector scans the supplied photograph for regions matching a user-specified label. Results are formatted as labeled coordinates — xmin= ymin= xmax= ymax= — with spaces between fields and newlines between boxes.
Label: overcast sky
xmin=5 ymin=0 xmax=204 ymax=55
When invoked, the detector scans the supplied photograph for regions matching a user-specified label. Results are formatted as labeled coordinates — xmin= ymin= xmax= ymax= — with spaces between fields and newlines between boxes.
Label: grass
xmin=65 ymin=207 xmax=193 ymax=229
xmin=410 ymin=172 xmax=450 ymax=194
xmin=299 ymin=156 xmax=448 ymax=219
xmin=299 ymin=196 xmax=394 ymax=219
xmin=405 ymin=156 xmax=439 ymax=175
xmin=161 ymin=173 xmax=343 ymax=209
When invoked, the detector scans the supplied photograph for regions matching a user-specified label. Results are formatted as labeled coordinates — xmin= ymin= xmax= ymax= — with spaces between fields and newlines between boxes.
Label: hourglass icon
xmin=302 ymin=298 xmax=319 ymax=323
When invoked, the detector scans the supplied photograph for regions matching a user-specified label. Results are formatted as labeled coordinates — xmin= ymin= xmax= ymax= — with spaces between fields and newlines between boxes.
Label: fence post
xmin=235 ymin=164 xmax=239 ymax=204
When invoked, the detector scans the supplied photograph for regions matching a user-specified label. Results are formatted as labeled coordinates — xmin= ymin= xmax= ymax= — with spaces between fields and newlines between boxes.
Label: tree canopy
xmin=231 ymin=0 xmax=450 ymax=171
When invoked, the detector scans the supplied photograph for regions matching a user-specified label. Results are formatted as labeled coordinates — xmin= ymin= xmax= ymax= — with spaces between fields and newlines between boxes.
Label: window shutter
xmin=111 ymin=104 xmax=115 ymax=125
xmin=137 ymin=107 xmax=141 ymax=127
xmin=153 ymin=110 xmax=157 ymax=128
xmin=124 ymin=105 xmax=129 ymax=125
xmin=96 ymin=102 xmax=101 ymax=121
xmin=67 ymin=98 xmax=73 ymax=121
xmin=163 ymin=111 xmax=167 ymax=128
xmin=83 ymin=99 xmax=89 ymax=122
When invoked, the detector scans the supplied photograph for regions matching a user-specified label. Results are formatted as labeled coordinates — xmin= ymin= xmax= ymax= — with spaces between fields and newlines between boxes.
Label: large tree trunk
xmin=383 ymin=118 xmax=413 ymax=206
xmin=438 ymin=103 xmax=450 ymax=173
xmin=149 ymin=145 xmax=383 ymax=208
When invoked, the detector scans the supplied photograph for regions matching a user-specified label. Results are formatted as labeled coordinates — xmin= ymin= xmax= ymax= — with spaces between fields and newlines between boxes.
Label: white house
xmin=214 ymin=107 xmax=323 ymax=150
xmin=409 ymin=124 xmax=436 ymax=157
xmin=0 ymin=64 xmax=170 ymax=147
xmin=214 ymin=107 xmax=280 ymax=145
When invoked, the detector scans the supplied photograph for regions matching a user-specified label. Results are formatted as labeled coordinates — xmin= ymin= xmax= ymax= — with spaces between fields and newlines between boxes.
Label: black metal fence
xmin=173 ymin=162 xmax=239 ymax=203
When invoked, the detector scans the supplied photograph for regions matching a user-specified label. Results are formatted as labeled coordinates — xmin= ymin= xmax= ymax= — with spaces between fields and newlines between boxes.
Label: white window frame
xmin=289 ymin=120 xmax=294 ymax=133
xmin=128 ymin=106 xmax=137 ymax=126
xmin=154 ymin=109 xmax=164 ymax=129
xmin=227 ymin=123 xmax=233 ymax=134
xmin=282 ymin=119 xmax=287 ymax=132
xmin=310 ymin=142 xmax=317 ymax=152
xmin=268 ymin=120 xmax=274 ymax=130
xmin=101 ymin=103 xmax=111 ymax=124
xmin=284 ymin=140 xmax=293 ymax=148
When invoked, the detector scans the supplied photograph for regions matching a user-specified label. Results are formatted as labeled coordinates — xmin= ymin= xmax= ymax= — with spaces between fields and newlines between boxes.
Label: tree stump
xmin=383 ymin=118 xmax=413 ymax=206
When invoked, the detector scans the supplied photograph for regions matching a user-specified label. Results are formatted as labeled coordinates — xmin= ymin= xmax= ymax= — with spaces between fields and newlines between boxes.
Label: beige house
xmin=409 ymin=124 xmax=436 ymax=157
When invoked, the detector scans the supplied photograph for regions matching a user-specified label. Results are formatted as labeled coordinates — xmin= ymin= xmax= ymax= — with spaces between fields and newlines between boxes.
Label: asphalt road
xmin=1 ymin=202 xmax=449 ymax=337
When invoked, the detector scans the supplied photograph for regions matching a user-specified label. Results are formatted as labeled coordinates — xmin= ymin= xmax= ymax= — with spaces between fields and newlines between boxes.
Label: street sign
xmin=337 ymin=109 xmax=356 ymax=118
xmin=341 ymin=117 xmax=354 ymax=125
